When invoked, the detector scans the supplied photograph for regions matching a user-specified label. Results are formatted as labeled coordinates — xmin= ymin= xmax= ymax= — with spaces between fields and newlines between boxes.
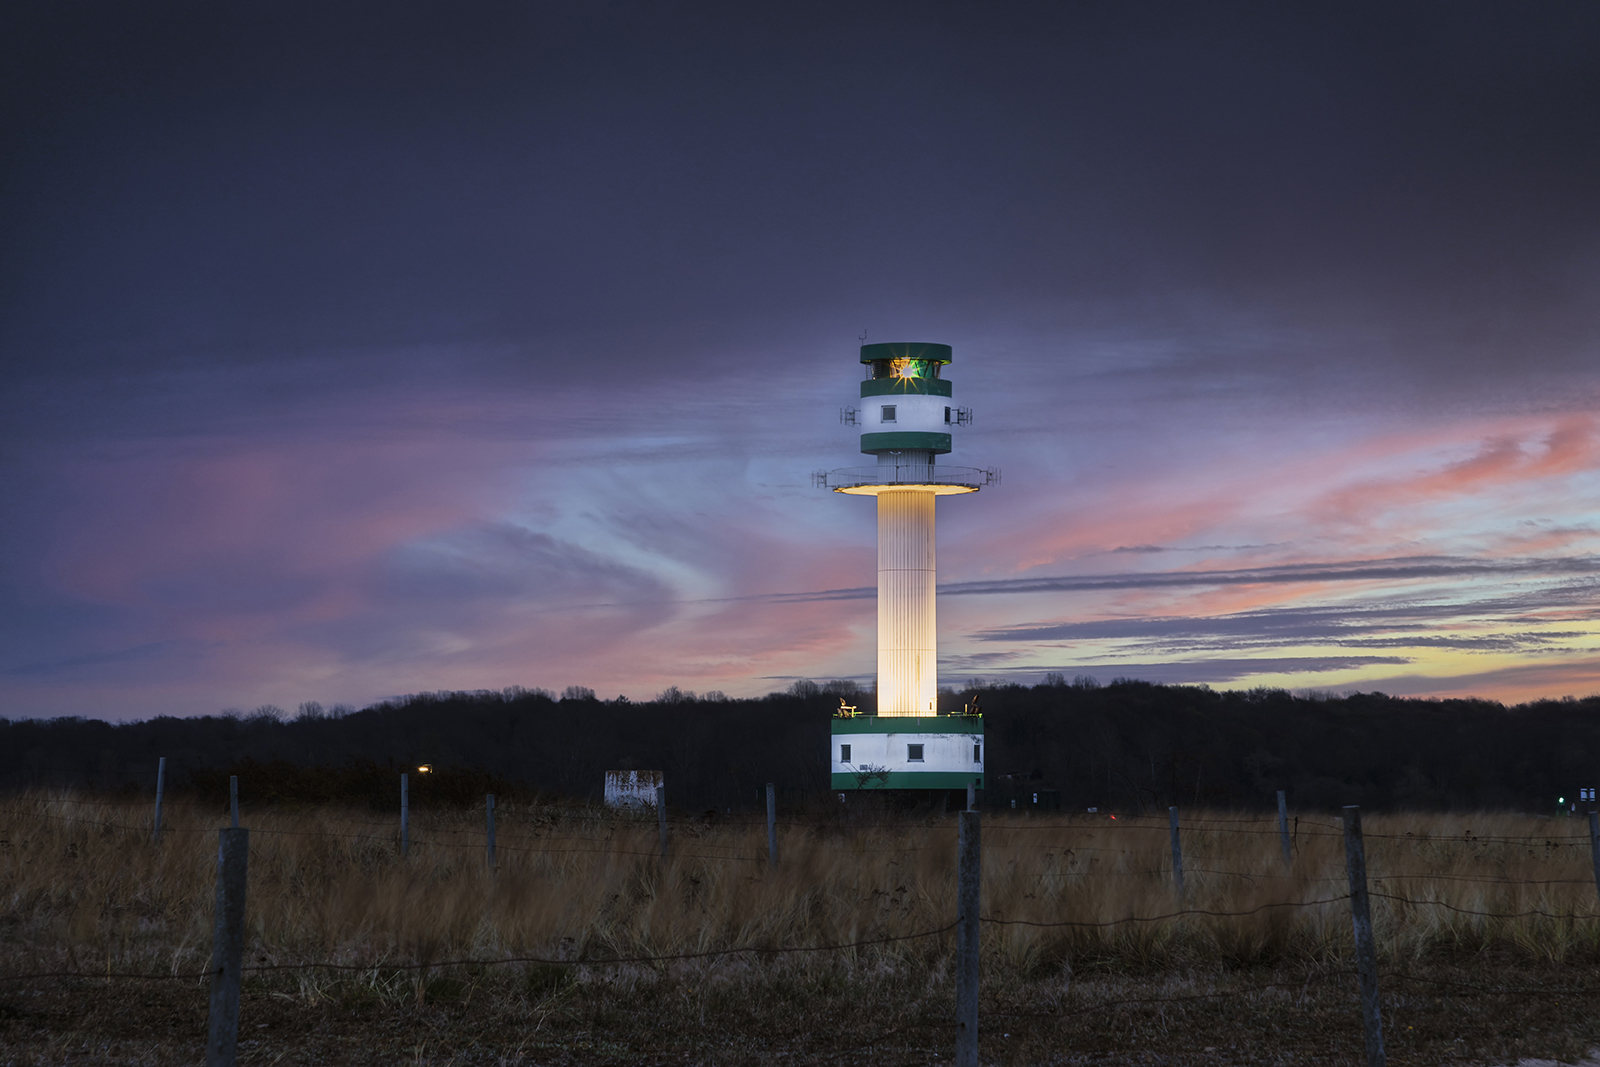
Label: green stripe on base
xmin=832 ymin=716 xmax=983 ymax=735
xmin=834 ymin=772 xmax=984 ymax=790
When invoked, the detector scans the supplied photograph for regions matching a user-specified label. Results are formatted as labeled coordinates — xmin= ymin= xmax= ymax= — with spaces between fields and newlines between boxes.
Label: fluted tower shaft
xmin=877 ymin=488 xmax=937 ymax=716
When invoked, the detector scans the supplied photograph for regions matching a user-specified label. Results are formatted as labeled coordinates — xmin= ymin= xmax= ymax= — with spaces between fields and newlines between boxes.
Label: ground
xmin=3 ymin=960 xmax=1598 ymax=1066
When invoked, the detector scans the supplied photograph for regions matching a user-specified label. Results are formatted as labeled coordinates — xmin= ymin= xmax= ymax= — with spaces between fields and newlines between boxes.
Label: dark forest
xmin=2 ymin=678 xmax=1595 ymax=815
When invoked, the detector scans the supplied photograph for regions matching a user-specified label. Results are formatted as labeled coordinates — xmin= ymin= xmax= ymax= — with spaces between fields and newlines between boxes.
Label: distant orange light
xmin=417 ymin=765 xmax=433 ymax=773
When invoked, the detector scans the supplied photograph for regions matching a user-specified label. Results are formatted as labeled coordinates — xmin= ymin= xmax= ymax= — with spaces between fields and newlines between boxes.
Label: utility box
xmin=1027 ymin=789 xmax=1061 ymax=811
xmin=604 ymin=770 xmax=663 ymax=811
xmin=999 ymin=788 xmax=1061 ymax=811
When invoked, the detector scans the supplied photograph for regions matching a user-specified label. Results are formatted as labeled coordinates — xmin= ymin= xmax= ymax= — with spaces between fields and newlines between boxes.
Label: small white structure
xmin=605 ymin=769 xmax=663 ymax=811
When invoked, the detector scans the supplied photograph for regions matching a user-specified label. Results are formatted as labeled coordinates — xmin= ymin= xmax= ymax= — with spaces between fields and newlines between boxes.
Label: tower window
xmin=840 ymin=744 xmax=851 ymax=762
xmin=945 ymin=406 xmax=951 ymax=423
xmin=974 ymin=743 xmax=981 ymax=762
xmin=907 ymin=743 xmax=924 ymax=762
xmin=881 ymin=405 xmax=896 ymax=423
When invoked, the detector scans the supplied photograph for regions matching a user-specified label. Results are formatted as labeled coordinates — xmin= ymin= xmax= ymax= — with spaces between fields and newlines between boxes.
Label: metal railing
xmin=813 ymin=465 xmax=1000 ymax=491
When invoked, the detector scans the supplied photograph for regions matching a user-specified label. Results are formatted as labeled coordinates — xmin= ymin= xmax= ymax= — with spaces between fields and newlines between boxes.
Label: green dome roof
xmin=859 ymin=342 xmax=952 ymax=364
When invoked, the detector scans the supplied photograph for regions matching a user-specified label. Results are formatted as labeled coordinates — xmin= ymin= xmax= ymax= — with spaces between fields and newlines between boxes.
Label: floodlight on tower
xmin=815 ymin=342 xmax=998 ymax=797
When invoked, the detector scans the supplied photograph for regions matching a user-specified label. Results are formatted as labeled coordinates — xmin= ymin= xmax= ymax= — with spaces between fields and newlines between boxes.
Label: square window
xmin=881 ymin=405 xmax=897 ymax=423
xmin=973 ymin=743 xmax=981 ymax=762
xmin=907 ymin=743 xmax=924 ymax=762
xmin=840 ymin=744 xmax=851 ymax=762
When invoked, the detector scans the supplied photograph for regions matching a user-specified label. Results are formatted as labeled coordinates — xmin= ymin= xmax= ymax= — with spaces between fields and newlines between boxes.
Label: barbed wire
xmin=8 ymin=808 xmax=1600 ymax=887
xmin=8 ymin=892 xmax=1600 ymax=996
xmin=1369 ymin=872 xmax=1597 ymax=886
xmin=8 ymin=798 xmax=1594 ymax=840
xmin=0 ymin=922 xmax=959 ymax=984
xmin=978 ymin=896 xmax=1352 ymax=929
xmin=1369 ymin=892 xmax=1600 ymax=921
xmin=0 ymin=808 xmax=184 ymax=834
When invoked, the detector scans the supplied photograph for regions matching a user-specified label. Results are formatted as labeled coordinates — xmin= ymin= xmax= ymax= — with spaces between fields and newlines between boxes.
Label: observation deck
xmin=813 ymin=463 xmax=1000 ymax=496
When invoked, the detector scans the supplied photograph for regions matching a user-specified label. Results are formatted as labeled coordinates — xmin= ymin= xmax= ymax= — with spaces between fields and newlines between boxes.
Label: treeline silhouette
xmin=2 ymin=677 xmax=1595 ymax=813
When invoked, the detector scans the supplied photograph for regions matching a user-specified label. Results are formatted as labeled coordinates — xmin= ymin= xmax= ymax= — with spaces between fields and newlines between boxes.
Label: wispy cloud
xmin=7 ymin=641 xmax=194 ymax=678
xmin=971 ymin=582 xmax=1600 ymax=645
xmin=730 ymin=554 xmax=1600 ymax=608
xmin=945 ymin=656 xmax=1415 ymax=686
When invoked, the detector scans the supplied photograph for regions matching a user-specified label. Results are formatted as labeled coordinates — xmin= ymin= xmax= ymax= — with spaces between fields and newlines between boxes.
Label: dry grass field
xmin=3 ymin=792 xmax=1600 ymax=1065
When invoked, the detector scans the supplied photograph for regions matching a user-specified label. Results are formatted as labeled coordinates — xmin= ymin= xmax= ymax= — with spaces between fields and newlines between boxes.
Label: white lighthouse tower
xmin=818 ymin=342 xmax=997 ymax=794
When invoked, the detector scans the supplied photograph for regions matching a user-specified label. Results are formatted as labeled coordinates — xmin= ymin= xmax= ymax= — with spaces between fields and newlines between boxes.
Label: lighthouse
xmin=817 ymin=342 xmax=997 ymax=795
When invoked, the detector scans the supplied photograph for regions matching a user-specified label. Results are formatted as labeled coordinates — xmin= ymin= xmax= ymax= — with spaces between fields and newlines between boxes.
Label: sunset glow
xmin=4 ymin=5 xmax=1599 ymax=719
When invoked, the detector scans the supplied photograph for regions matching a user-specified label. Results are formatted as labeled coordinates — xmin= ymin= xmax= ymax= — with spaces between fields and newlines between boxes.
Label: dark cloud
xmin=1334 ymin=634 xmax=1588 ymax=652
xmin=7 ymin=640 xmax=191 ymax=679
xmin=3 ymin=2 xmax=1598 ymax=391
xmin=972 ymin=573 xmax=1600 ymax=651
xmin=732 ymin=555 xmax=1600 ymax=608
xmin=949 ymin=557 xmax=1600 ymax=601
xmin=953 ymin=657 xmax=1415 ymax=687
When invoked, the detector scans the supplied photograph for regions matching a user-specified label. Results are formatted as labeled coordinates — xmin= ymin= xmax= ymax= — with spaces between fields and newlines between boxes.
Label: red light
xmin=1109 ymin=814 xmax=1116 ymax=819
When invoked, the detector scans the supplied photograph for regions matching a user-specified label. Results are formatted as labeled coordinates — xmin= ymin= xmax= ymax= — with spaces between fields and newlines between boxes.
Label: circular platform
xmin=818 ymin=464 xmax=998 ymax=495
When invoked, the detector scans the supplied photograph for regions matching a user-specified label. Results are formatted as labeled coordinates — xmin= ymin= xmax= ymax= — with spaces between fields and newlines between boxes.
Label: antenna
xmin=859 ymin=328 xmax=867 ymax=343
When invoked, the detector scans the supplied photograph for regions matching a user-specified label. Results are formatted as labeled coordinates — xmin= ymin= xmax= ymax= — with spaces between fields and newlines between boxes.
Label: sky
xmin=4 ymin=2 xmax=1600 ymax=720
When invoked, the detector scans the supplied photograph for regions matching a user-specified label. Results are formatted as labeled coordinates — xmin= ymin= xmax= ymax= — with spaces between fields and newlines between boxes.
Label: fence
xmin=4 ymin=772 xmax=1600 ymax=1066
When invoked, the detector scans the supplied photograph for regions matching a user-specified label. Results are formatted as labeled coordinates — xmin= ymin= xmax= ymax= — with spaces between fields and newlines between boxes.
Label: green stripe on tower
xmin=860 ymin=342 xmax=953 ymax=364
xmin=861 ymin=378 xmax=953 ymax=398
xmin=860 ymin=431 xmax=952 ymax=454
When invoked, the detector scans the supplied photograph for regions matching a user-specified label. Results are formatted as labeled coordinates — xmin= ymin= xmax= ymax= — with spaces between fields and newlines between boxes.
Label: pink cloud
xmin=1309 ymin=418 xmax=1600 ymax=528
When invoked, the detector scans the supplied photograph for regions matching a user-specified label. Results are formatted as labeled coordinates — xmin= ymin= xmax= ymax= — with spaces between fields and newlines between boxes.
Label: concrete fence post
xmin=1588 ymin=809 xmax=1600 ymax=907
xmin=1342 ymin=806 xmax=1386 ymax=1067
xmin=656 ymin=784 xmax=668 ymax=861
xmin=400 ymin=773 xmax=409 ymax=858
xmin=1169 ymin=806 xmax=1185 ymax=904
xmin=486 ymin=794 xmax=496 ymax=870
xmin=1277 ymin=790 xmax=1292 ymax=870
xmin=152 ymin=757 xmax=166 ymax=844
xmin=229 ymin=776 xmax=239 ymax=829
xmin=205 ymin=827 xmax=249 ymax=1067
xmin=766 ymin=782 xmax=778 ymax=867
xmin=955 ymin=809 xmax=981 ymax=1067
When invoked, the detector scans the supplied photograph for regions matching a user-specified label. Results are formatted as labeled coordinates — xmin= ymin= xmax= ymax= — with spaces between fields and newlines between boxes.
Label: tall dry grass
xmin=3 ymin=792 xmax=1598 ymax=991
